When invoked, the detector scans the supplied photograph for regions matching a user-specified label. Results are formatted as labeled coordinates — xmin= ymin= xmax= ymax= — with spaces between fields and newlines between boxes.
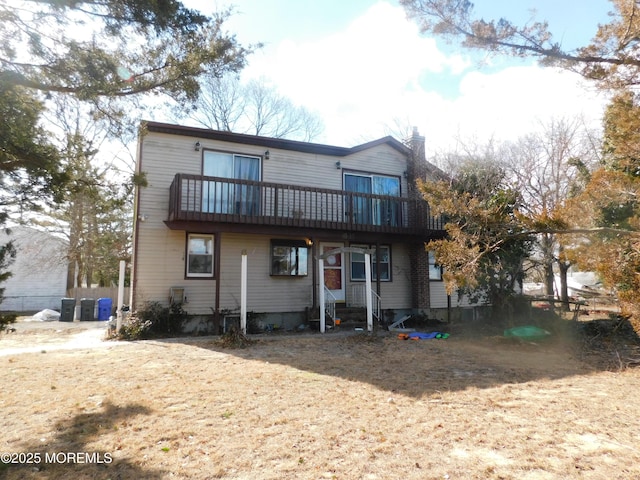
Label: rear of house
xmin=0 ymin=226 xmax=68 ymax=312
xmin=131 ymin=121 xmax=466 ymax=332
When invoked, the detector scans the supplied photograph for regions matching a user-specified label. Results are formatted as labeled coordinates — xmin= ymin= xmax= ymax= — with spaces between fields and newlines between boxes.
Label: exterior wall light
xmin=335 ymin=161 xmax=341 ymax=169
xmin=194 ymin=141 xmax=201 ymax=151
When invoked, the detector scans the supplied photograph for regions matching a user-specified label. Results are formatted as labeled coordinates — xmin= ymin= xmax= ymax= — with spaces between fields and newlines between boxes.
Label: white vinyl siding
xmin=133 ymin=131 xmax=415 ymax=314
xmin=263 ymin=143 xmax=409 ymax=195
xmin=133 ymin=134 xmax=216 ymax=312
xmin=218 ymin=233 xmax=313 ymax=313
xmin=361 ymin=243 xmax=411 ymax=309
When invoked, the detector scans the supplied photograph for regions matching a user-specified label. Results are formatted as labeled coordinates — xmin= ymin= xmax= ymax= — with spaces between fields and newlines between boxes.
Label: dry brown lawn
xmin=1 ymin=318 xmax=640 ymax=479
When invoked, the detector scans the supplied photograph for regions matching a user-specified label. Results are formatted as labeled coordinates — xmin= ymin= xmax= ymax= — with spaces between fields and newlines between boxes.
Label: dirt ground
xmin=1 ymin=316 xmax=640 ymax=479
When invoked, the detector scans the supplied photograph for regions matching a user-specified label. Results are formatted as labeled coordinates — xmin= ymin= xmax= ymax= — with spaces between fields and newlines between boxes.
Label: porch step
xmin=309 ymin=318 xmax=366 ymax=331
xmin=335 ymin=306 xmax=367 ymax=322
xmin=335 ymin=306 xmax=368 ymax=329
xmin=309 ymin=307 xmax=368 ymax=331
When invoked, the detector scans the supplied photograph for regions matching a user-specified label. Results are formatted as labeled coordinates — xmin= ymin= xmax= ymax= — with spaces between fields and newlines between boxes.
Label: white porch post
xmin=116 ymin=260 xmax=125 ymax=333
xmin=318 ymin=257 xmax=326 ymax=333
xmin=364 ymin=253 xmax=373 ymax=332
xmin=241 ymin=250 xmax=247 ymax=335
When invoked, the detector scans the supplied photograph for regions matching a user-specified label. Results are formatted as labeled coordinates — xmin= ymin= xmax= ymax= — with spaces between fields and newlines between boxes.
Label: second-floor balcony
xmin=167 ymin=174 xmax=444 ymax=237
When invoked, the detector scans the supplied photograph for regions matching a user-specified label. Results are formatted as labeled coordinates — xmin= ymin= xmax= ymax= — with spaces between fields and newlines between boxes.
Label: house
xmin=0 ymin=226 xmax=68 ymax=312
xmin=131 ymin=121 xmax=469 ymax=332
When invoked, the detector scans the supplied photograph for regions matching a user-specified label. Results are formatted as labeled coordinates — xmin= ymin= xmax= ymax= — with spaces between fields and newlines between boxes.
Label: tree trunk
xmin=541 ymin=234 xmax=555 ymax=298
xmin=76 ymin=258 xmax=84 ymax=288
xmin=66 ymin=260 xmax=75 ymax=292
xmin=85 ymin=210 xmax=96 ymax=288
xmin=544 ymin=262 xmax=555 ymax=298
xmin=66 ymin=200 xmax=80 ymax=291
xmin=558 ymin=260 xmax=571 ymax=311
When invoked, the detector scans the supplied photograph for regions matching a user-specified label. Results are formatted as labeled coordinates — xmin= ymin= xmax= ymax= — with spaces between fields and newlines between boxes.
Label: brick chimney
xmin=406 ymin=127 xmax=431 ymax=311
xmin=406 ymin=126 xmax=426 ymax=199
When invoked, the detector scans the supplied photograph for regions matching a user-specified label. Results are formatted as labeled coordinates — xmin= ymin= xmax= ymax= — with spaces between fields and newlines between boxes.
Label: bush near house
xmin=117 ymin=302 xmax=188 ymax=340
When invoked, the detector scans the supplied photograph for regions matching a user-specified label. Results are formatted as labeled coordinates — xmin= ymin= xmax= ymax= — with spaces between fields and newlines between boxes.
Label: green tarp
xmin=504 ymin=325 xmax=551 ymax=341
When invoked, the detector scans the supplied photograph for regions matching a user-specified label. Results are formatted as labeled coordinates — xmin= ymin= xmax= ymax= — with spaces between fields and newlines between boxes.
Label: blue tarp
xmin=407 ymin=332 xmax=449 ymax=340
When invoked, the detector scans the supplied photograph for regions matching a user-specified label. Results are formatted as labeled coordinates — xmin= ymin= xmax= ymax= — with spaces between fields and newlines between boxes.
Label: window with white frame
xmin=186 ymin=234 xmax=214 ymax=278
xmin=343 ymin=172 xmax=401 ymax=226
xmin=270 ymin=240 xmax=308 ymax=276
xmin=428 ymin=251 xmax=442 ymax=281
xmin=350 ymin=244 xmax=391 ymax=281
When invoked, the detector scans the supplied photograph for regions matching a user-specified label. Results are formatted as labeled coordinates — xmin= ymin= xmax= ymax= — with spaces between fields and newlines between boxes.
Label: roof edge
xmin=141 ymin=121 xmax=409 ymax=157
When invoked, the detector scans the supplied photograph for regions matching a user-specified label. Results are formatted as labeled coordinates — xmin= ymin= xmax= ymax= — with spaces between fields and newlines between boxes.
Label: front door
xmin=321 ymin=242 xmax=345 ymax=302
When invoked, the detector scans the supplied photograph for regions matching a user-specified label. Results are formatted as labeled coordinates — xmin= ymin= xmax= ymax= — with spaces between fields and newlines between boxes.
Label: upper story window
xmin=344 ymin=172 xmax=400 ymax=226
xmin=202 ymin=151 xmax=261 ymax=215
xmin=186 ymin=234 xmax=214 ymax=278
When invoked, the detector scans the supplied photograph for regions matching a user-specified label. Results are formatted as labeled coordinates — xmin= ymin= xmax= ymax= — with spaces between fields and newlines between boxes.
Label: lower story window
xmin=187 ymin=234 xmax=214 ymax=278
xmin=350 ymin=244 xmax=391 ymax=281
xmin=271 ymin=240 xmax=308 ymax=276
xmin=429 ymin=251 xmax=443 ymax=281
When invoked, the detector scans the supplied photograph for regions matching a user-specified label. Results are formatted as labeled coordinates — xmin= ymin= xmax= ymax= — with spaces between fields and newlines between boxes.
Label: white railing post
xmin=241 ymin=250 xmax=247 ymax=334
xmin=324 ymin=286 xmax=337 ymax=324
xmin=319 ymin=257 xmax=325 ymax=333
xmin=371 ymin=290 xmax=381 ymax=323
xmin=116 ymin=260 xmax=126 ymax=333
xmin=364 ymin=253 xmax=373 ymax=332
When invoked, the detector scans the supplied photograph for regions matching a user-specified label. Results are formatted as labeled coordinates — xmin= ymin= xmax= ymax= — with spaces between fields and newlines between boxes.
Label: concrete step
xmin=335 ymin=306 xmax=367 ymax=322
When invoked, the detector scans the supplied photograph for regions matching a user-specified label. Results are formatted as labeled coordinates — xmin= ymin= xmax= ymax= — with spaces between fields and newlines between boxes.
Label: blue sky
xmin=185 ymin=0 xmax=613 ymax=152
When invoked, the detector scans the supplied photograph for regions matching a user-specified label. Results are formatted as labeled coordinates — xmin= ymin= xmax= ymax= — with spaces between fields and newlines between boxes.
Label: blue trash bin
xmin=97 ymin=298 xmax=113 ymax=321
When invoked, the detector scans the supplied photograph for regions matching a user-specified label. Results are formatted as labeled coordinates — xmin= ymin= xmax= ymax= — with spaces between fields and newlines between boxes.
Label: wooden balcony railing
xmin=168 ymin=174 xmax=443 ymax=236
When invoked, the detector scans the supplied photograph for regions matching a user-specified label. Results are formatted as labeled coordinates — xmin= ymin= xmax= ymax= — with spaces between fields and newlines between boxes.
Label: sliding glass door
xmin=344 ymin=173 xmax=400 ymax=226
xmin=202 ymin=152 xmax=261 ymax=214
xmin=344 ymin=174 xmax=372 ymax=224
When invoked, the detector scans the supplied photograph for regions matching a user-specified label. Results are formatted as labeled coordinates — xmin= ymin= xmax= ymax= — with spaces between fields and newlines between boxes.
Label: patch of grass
xmin=344 ymin=332 xmax=383 ymax=344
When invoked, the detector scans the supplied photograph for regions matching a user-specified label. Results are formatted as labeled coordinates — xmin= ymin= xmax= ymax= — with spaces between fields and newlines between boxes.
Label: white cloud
xmin=242 ymin=2 xmax=468 ymax=143
xmin=420 ymin=66 xmax=609 ymax=153
xmin=240 ymin=1 xmax=607 ymax=152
